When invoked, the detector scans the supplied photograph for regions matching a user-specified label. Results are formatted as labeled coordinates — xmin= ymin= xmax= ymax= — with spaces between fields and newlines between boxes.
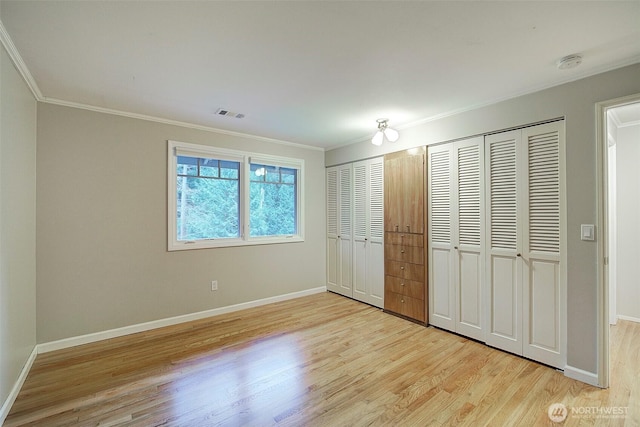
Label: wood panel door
xmin=384 ymin=154 xmax=424 ymax=234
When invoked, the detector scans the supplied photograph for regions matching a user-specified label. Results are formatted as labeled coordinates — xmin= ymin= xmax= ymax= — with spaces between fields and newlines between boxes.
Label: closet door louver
xmin=527 ymin=131 xmax=560 ymax=253
xmin=489 ymin=139 xmax=518 ymax=251
xmin=370 ymin=160 xmax=384 ymax=241
xmin=327 ymin=169 xmax=338 ymax=236
xmin=458 ymin=145 xmax=482 ymax=247
xmin=429 ymin=150 xmax=451 ymax=244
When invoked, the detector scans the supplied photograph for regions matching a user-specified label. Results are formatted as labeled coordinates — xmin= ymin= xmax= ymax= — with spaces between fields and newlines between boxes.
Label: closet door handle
xmin=516 ymin=253 xmax=522 ymax=257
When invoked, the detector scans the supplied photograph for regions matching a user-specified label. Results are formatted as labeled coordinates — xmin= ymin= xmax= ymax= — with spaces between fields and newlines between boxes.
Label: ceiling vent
xmin=215 ymin=108 xmax=245 ymax=119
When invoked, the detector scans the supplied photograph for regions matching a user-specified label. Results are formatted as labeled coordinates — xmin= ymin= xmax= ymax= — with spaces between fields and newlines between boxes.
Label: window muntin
xmin=168 ymin=141 xmax=304 ymax=250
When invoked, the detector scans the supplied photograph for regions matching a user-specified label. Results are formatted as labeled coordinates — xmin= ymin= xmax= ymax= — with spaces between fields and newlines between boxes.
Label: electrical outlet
xmin=211 ymin=280 xmax=218 ymax=291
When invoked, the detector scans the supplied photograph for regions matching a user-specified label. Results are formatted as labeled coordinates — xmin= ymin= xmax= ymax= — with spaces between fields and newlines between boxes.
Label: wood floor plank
xmin=5 ymin=292 xmax=640 ymax=426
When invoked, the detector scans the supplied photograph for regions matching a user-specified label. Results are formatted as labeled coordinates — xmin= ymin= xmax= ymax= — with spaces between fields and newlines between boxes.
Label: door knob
xmin=517 ymin=253 xmax=522 ymax=257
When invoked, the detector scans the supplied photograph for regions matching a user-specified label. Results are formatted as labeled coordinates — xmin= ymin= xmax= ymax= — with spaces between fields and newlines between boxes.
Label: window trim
xmin=168 ymin=140 xmax=305 ymax=251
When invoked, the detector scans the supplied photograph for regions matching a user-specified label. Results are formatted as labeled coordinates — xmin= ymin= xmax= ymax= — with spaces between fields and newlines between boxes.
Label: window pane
xmin=250 ymin=164 xmax=266 ymax=181
xmin=200 ymin=158 xmax=219 ymax=177
xmin=177 ymin=156 xmax=198 ymax=176
xmin=249 ymin=179 xmax=297 ymax=237
xmin=265 ymin=165 xmax=280 ymax=183
xmin=220 ymin=161 xmax=239 ymax=179
xmin=281 ymin=168 xmax=296 ymax=184
xmin=176 ymin=167 xmax=240 ymax=240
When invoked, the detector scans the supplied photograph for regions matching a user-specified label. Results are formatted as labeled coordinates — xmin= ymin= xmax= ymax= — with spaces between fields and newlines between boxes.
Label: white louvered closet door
xmin=352 ymin=161 xmax=368 ymax=303
xmin=521 ymin=122 xmax=566 ymax=368
xmin=326 ymin=164 xmax=353 ymax=297
xmin=338 ymin=165 xmax=353 ymax=296
xmin=485 ymin=130 xmax=523 ymax=355
xmin=428 ymin=144 xmax=455 ymax=331
xmin=353 ymin=158 xmax=384 ymax=307
xmin=367 ymin=158 xmax=385 ymax=307
xmin=326 ymin=167 xmax=339 ymax=293
xmin=428 ymin=137 xmax=484 ymax=340
xmin=454 ymin=138 xmax=485 ymax=341
xmin=485 ymin=121 xmax=566 ymax=369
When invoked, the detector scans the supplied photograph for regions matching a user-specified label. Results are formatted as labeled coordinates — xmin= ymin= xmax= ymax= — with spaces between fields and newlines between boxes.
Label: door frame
xmin=595 ymin=93 xmax=640 ymax=388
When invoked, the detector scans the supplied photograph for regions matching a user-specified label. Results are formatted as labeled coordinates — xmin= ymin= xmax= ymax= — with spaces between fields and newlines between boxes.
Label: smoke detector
xmin=556 ymin=54 xmax=583 ymax=70
xmin=215 ymin=108 xmax=245 ymax=119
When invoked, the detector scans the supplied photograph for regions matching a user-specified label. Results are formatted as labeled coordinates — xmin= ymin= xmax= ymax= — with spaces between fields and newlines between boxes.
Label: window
xmin=168 ymin=140 xmax=304 ymax=250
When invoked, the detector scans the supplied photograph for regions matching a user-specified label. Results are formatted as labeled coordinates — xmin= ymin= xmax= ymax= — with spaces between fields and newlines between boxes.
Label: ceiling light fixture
xmin=371 ymin=119 xmax=399 ymax=146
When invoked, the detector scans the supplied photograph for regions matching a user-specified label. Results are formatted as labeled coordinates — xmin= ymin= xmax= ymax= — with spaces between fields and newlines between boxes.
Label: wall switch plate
xmin=581 ymin=224 xmax=595 ymax=241
xmin=211 ymin=280 xmax=218 ymax=291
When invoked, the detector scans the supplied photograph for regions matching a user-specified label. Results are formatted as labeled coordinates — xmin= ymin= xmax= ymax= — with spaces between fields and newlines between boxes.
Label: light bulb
xmin=372 ymin=130 xmax=384 ymax=146
xmin=384 ymin=127 xmax=399 ymax=142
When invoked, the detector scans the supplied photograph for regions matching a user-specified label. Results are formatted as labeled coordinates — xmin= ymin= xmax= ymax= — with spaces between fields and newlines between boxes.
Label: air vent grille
xmin=215 ymin=108 xmax=245 ymax=119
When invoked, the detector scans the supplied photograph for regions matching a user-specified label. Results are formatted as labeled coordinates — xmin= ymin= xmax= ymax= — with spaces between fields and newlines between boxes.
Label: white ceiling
xmin=610 ymin=102 xmax=640 ymax=127
xmin=1 ymin=1 xmax=639 ymax=150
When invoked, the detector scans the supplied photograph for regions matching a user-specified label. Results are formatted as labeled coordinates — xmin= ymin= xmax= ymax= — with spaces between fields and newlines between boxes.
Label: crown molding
xmin=41 ymin=97 xmax=323 ymax=151
xmin=0 ymin=19 xmax=43 ymax=100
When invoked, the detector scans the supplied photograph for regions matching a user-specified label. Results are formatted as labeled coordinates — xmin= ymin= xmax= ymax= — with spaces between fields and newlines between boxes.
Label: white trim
xmin=0 ymin=20 xmax=43 ymax=100
xmin=0 ymin=346 xmax=38 ymax=424
xmin=564 ymin=365 xmax=600 ymax=387
xmin=37 ymin=286 xmax=326 ymax=354
xmin=617 ymin=314 xmax=640 ymax=324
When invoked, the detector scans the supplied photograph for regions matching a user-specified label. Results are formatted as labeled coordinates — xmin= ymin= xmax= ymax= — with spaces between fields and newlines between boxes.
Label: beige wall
xmin=0 ymin=46 xmax=37 ymax=408
xmin=36 ymin=104 xmax=326 ymax=342
xmin=326 ymin=63 xmax=640 ymax=376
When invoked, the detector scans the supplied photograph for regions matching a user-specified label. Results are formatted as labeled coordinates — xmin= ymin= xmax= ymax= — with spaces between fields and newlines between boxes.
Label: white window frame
xmin=168 ymin=140 xmax=305 ymax=251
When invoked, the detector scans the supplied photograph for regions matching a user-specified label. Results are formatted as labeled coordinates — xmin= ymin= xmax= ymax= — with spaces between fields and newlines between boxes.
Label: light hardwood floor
xmin=5 ymin=292 xmax=639 ymax=426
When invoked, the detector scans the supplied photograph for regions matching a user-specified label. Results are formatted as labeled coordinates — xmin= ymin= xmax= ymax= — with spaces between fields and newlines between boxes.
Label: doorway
xmin=597 ymin=94 xmax=640 ymax=388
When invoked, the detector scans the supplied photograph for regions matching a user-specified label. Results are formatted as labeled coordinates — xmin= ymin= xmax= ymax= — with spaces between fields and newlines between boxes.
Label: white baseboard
xmin=564 ymin=365 xmax=600 ymax=387
xmin=38 ymin=286 xmax=327 ymax=354
xmin=0 ymin=345 xmax=38 ymax=425
xmin=617 ymin=314 xmax=640 ymax=324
